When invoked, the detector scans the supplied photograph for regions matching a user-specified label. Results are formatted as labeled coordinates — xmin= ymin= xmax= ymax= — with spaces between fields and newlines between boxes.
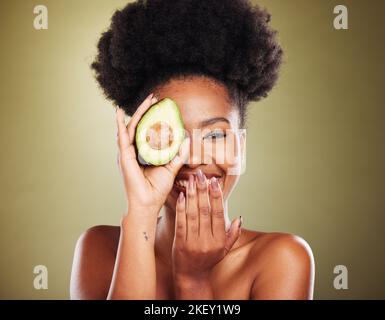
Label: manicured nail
xmin=239 ymin=216 xmax=243 ymax=228
xmin=211 ymin=177 xmax=219 ymax=191
xmin=189 ymin=174 xmax=195 ymax=190
xmin=178 ymin=191 xmax=184 ymax=203
xmin=196 ymin=169 xmax=205 ymax=184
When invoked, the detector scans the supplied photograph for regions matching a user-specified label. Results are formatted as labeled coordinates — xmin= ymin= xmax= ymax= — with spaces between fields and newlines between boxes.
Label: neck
xmin=154 ymin=201 xmax=232 ymax=268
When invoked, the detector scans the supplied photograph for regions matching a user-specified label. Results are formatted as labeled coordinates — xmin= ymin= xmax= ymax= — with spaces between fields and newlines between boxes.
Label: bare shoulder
xmin=72 ymin=225 xmax=120 ymax=262
xmin=239 ymin=229 xmax=315 ymax=299
xmin=249 ymin=231 xmax=313 ymax=263
xmin=70 ymin=225 xmax=120 ymax=300
xmin=76 ymin=225 xmax=120 ymax=250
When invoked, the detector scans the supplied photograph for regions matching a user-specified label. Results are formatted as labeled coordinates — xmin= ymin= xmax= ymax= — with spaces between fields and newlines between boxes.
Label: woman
xmin=70 ymin=0 xmax=314 ymax=300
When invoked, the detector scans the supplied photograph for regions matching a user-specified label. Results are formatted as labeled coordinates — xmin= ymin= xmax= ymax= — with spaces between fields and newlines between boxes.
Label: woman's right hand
xmin=116 ymin=93 xmax=190 ymax=215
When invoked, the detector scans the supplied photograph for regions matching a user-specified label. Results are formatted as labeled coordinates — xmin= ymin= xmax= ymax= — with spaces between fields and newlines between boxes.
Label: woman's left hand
xmin=171 ymin=169 xmax=242 ymax=286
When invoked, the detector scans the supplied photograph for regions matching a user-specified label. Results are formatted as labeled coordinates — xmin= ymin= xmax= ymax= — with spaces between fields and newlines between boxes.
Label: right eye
xmin=203 ymin=130 xmax=226 ymax=140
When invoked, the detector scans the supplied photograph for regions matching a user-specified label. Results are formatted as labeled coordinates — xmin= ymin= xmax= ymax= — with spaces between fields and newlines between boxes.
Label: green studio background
xmin=0 ymin=0 xmax=384 ymax=299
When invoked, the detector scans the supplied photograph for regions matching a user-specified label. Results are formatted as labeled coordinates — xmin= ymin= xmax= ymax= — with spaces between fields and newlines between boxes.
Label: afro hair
xmin=91 ymin=0 xmax=283 ymax=127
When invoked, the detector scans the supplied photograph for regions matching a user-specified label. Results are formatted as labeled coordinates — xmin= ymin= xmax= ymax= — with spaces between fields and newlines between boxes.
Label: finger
xmin=186 ymin=174 xmax=199 ymax=240
xmin=126 ymin=93 xmax=157 ymax=144
xmin=116 ymin=106 xmax=147 ymax=182
xmin=164 ymin=135 xmax=190 ymax=177
xmin=224 ymin=216 xmax=242 ymax=254
xmin=116 ymin=106 xmax=140 ymax=162
xmin=209 ymin=177 xmax=226 ymax=240
xmin=196 ymin=169 xmax=212 ymax=237
xmin=175 ymin=192 xmax=187 ymax=241
xmin=116 ymin=107 xmax=131 ymax=152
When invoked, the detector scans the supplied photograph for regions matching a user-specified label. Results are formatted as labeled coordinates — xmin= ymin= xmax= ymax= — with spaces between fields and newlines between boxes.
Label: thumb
xmin=164 ymin=136 xmax=190 ymax=177
xmin=225 ymin=216 xmax=242 ymax=254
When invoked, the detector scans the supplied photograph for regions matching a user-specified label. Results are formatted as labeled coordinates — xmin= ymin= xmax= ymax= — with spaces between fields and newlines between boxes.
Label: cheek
xmin=205 ymin=137 xmax=243 ymax=200
xmin=211 ymin=130 xmax=242 ymax=168
xmin=216 ymin=162 xmax=240 ymax=200
xmin=212 ymin=133 xmax=243 ymax=199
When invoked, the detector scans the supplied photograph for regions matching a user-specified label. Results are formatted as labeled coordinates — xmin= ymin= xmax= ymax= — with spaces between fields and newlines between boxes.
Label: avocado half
xmin=135 ymin=98 xmax=185 ymax=166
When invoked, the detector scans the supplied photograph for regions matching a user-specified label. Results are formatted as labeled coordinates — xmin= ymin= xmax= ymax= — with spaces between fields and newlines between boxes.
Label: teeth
xmin=175 ymin=180 xmax=188 ymax=188
xmin=175 ymin=177 xmax=221 ymax=187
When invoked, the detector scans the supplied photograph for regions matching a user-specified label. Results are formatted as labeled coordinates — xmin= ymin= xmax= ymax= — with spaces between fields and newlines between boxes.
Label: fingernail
xmin=178 ymin=191 xmax=184 ymax=203
xmin=211 ymin=177 xmax=219 ymax=191
xmin=148 ymin=92 xmax=154 ymax=99
xmin=189 ymin=174 xmax=195 ymax=190
xmin=197 ymin=169 xmax=205 ymax=184
xmin=239 ymin=216 xmax=243 ymax=228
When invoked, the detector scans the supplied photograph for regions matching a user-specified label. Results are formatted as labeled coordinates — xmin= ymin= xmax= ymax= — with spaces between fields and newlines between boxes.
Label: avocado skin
xmin=135 ymin=98 xmax=185 ymax=166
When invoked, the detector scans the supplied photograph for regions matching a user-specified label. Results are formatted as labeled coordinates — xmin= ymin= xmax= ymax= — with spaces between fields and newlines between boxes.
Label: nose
xmin=183 ymin=132 xmax=214 ymax=169
xmin=184 ymin=138 xmax=201 ymax=169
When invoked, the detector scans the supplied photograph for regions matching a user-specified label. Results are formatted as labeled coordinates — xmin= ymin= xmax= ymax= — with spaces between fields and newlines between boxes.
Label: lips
xmin=175 ymin=172 xmax=221 ymax=181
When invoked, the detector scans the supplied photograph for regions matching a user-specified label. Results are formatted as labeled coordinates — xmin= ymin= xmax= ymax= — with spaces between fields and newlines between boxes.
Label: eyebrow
xmin=199 ymin=117 xmax=230 ymax=127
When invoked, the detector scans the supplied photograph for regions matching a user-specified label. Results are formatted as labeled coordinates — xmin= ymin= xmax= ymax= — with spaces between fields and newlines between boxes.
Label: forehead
xmin=154 ymin=76 xmax=238 ymax=128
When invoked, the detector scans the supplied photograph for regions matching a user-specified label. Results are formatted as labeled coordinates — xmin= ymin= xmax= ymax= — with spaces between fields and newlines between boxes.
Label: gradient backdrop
xmin=0 ymin=0 xmax=384 ymax=299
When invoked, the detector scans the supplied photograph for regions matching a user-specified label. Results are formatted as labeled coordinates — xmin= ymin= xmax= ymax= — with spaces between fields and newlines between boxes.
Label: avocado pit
xmin=145 ymin=121 xmax=174 ymax=150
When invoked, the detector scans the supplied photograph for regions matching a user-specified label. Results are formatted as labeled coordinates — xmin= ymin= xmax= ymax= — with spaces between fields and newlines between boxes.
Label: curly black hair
xmin=91 ymin=0 xmax=283 ymax=127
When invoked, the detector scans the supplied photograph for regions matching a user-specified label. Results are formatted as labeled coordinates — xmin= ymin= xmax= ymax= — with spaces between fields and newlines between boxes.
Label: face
xmin=153 ymin=76 xmax=245 ymax=211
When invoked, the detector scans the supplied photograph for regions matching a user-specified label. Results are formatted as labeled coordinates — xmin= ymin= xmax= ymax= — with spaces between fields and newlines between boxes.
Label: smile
xmin=173 ymin=176 xmax=223 ymax=194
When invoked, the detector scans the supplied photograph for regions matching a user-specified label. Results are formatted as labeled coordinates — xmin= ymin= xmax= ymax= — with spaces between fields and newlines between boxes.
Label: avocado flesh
xmin=135 ymin=98 xmax=185 ymax=166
